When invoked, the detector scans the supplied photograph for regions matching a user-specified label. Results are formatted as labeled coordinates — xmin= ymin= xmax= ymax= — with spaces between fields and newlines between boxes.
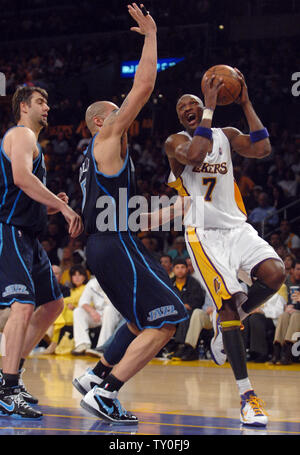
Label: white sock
xmin=237 ymin=377 xmax=253 ymax=396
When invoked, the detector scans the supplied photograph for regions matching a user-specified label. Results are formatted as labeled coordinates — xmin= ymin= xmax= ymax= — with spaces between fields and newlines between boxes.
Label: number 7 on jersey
xmin=202 ymin=177 xmax=217 ymax=202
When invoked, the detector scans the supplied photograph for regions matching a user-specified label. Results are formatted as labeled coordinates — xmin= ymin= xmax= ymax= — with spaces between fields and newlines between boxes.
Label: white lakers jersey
xmin=168 ymin=128 xmax=247 ymax=230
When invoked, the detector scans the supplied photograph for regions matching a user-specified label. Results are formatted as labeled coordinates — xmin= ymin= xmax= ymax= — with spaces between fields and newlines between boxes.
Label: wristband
xmin=202 ymin=108 xmax=214 ymax=121
xmin=193 ymin=126 xmax=212 ymax=140
xmin=249 ymin=128 xmax=269 ymax=143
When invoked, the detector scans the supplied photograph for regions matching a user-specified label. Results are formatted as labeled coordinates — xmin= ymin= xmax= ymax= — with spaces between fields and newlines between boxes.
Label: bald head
xmin=85 ymin=101 xmax=118 ymax=135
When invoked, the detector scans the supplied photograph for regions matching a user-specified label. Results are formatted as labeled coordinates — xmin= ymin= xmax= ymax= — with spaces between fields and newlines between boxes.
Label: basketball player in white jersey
xmin=164 ymin=70 xmax=285 ymax=426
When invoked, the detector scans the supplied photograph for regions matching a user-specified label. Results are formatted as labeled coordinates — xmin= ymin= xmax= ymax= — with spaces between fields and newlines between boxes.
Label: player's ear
xmin=20 ymin=101 xmax=29 ymax=115
xmin=94 ymin=116 xmax=103 ymax=128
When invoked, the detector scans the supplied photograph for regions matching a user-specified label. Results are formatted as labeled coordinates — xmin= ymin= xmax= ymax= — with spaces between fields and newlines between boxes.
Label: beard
xmin=39 ymin=117 xmax=48 ymax=128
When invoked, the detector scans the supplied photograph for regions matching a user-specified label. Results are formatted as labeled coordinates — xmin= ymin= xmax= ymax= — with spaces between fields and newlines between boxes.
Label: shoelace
xmin=247 ymin=396 xmax=269 ymax=416
xmin=11 ymin=393 xmax=32 ymax=410
xmin=113 ymin=399 xmax=128 ymax=417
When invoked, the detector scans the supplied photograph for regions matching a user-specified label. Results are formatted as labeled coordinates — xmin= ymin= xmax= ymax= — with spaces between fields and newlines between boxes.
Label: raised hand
xmin=202 ymin=74 xmax=224 ymax=111
xmin=234 ymin=67 xmax=250 ymax=106
xmin=128 ymin=3 xmax=157 ymax=35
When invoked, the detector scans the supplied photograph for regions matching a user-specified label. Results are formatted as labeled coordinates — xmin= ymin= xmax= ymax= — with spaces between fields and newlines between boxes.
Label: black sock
xmin=100 ymin=374 xmax=124 ymax=393
xmin=92 ymin=361 xmax=113 ymax=380
xmin=241 ymin=280 xmax=276 ymax=315
xmin=2 ymin=373 xmax=19 ymax=389
xmin=222 ymin=328 xmax=248 ymax=380
xmin=19 ymin=358 xmax=25 ymax=372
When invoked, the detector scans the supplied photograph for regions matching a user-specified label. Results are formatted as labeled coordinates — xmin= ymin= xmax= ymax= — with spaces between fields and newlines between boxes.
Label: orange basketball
xmin=201 ymin=65 xmax=242 ymax=106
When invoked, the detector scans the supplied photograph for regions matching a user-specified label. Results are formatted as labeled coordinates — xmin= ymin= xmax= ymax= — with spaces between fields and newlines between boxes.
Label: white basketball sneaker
xmin=210 ymin=309 xmax=227 ymax=365
xmin=240 ymin=390 xmax=268 ymax=427
xmin=81 ymin=386 xmax=138 ymax=424
xmin=72 ymin=368 xmax=103 ymax=396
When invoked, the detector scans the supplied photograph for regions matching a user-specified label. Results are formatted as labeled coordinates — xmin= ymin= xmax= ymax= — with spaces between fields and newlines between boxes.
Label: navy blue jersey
xmin=79 ymin=133 xmax=137 ymax=234
xmin=0 ymin=127 xmax=47 ymax=235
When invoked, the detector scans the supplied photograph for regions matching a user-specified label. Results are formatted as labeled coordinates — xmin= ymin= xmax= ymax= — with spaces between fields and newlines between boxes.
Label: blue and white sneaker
xmin=72 ymin=368 xmax=103 ymax=396
xmin=81 ymin=386 xmax=138 ymax=424
xmin=0 ymin=369 xmax=38 ymax=405
xmin=0 ymin=386 xmax=42 ymax=420
xmin=240 ymin=390 xmax=268 ymax=427
xmin=210 ymin=309 xmax=227 ymax=365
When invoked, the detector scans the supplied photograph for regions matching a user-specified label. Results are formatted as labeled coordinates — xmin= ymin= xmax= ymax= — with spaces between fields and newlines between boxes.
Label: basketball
xmin=201 ymin=65 xmax=242 ymax=106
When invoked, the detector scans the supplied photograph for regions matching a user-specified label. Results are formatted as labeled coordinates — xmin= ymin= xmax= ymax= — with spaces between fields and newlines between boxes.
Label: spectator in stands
xmin=271 ymin=184 xmax=289 ymax=212
xmin=52 ymin=265 xmax=71 ymax=298
xmin=248 ymin=192 xmax=279 ymax=234
xmin=279 ymin=220 xmax=300 ymax=258
xmin=234 ymin=165 xmax=255 ymax=201
xmin=278 ymin=169 xmax=298 ymax=198
xmin=71 ymin=277 xmax=120 ymax=356
xmin=140 ymin=235 xmax=161 ymax=261
xmin=44 ymin=265 xmax=88 ymax=354
xmin=167 ymin=236 xmax=189 ymax=261
xmin=59 ymin=246 xmax=74 ymax=287
xmin=242 ymin=284 xmax=287 ymax=363
xmin=284 ymin=254 xmax=296 ymax=285
xmin=166 ymin=259 xmax=205 ymax=358
xmin=271 ymin=259 xmax=300 ymax=364
xmin=41 ymin=238 xmax=59 ymax=265
xmin=178 ymin=296 xmax=214 ymax=361
xmin=52 ymin=130 xmax=70 ymax=156
xmin=269 ymin=232 xmax=283 ymax=251
xmin=160 ymin=254 xmax=174 ymax=278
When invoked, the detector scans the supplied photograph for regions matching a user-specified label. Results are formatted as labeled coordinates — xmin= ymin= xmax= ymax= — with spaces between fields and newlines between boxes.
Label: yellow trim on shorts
xmin=167 ymin=176 xmax=190 ymax=197
xmin=186 ymin=227 xmax=232 ymax=310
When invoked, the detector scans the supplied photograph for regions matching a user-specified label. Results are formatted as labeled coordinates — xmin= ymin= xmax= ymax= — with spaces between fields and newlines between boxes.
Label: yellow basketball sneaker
xmin=240 ymin=390 xmax=268 ymax=427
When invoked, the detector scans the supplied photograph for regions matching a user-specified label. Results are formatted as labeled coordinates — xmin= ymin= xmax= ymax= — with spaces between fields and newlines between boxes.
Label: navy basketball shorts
xmin=86 ymin=231 xmax=188 ymax=331
xmin=0 ymin=223 xmax=62 ymax=308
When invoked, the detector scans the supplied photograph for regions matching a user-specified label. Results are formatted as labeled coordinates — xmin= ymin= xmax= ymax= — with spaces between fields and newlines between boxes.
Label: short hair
xmin=12 ymin=86 xmax=48 ymax=123
xmin=160 ymin=254 xmax=173 ymax=263
xmin=173 ymin=258 xmax=187 ymax=267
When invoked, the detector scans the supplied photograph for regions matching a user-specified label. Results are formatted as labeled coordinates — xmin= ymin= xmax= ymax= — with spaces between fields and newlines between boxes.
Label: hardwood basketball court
xmin=0 ymin=353 xmax=299 ymax=436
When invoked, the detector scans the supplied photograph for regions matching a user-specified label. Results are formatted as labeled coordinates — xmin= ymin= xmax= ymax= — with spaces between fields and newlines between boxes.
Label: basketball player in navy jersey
xmin=72 ymin=3 xmax=188 ymax=424
xmin=0 ymin=86 xmax=83 ymax=419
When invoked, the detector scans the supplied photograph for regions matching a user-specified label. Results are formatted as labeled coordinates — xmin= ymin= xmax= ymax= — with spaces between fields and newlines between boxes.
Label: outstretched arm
xmin=104 ymin=3 xmax=157 ymax=136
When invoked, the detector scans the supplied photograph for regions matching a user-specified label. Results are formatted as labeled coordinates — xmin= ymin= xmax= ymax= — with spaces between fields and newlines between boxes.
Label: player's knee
xmin=256 ymin=260 xmax=286 ymax=291
xmin=10 ymin=302 xmax=34 ymax=325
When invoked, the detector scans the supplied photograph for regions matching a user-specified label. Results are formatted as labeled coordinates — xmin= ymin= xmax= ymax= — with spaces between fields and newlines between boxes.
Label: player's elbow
xmin=13 ymin=173 xmax=24 ymax=188
xmin=254 ymin=141 xmax=272 ymax=159
xmin=13 ymin=170 xmax=31 ymax=189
